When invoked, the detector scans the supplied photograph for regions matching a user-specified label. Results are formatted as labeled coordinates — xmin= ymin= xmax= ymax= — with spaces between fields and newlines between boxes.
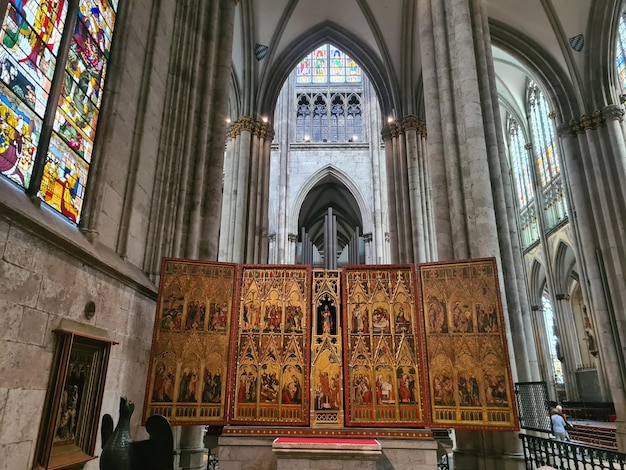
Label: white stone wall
xmin=0 ymin=220 xmax=156 ymax=470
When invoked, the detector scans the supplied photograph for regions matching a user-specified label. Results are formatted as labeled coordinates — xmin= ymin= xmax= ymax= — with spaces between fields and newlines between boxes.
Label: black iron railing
xmin=206 ymin=452 xmax=218 ymax=470
xmin=520 ymin=433 xmax=626 ymax=469
xmin=437 ymin=452 xmax=450 ymax=470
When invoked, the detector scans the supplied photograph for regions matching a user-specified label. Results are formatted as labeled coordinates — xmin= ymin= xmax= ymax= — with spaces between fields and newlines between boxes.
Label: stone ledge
xmin=272 ymin=437 xmax=382 ymax=459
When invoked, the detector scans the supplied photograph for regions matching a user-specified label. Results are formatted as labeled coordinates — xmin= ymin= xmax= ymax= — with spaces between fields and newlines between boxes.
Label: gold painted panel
xmin=142 ymin=259 xmax=237 ymax=425
xmin=417 ymin=258 xmax=519 ymax=430
xmin=230 ymin=266 xmax=311 ymax=425
xmin=342 ymin=265 xmax=428 ymax=427
xmin=311 ymin=270 xmax=343 ymax=427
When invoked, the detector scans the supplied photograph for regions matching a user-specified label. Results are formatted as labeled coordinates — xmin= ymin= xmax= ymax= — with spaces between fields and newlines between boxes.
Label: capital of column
xmin=602 ymin=104 xmax=625 ymax=122
xmin=570 ymin=110 xmax=606 ymax=133
xmin=288 ymin=233 xmax=298 ymax=243
xmin=555 ymin=293 xmax=571 ymax=301
xmin=401 ymin=115 xmax=427 ymax=138
xmin=230 ymin=116 xmax=256 ymax=138
xmin=268 ymin=233 xmax=276 ymax=242
xmin=363 ymin=232 xmax=373 ymax=243
xmin=523 ymin=143 xmax=533 ymax=151
xmin=530 ymin=305 xmax=543 ymax=312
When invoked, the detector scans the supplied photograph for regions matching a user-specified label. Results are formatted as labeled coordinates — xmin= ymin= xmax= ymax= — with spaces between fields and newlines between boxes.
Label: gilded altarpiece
xmin=417 ymin=258 xmax=518 ymax=430
xmin=142 ymin=259 xmax=237 ymax=425
xmin=311 ymin=270 xmax=343 ymax=427
xmin=342 ymin=266 xmax=428 ymax=427
xmin=230 ymin=266 xmax=311 ymax=425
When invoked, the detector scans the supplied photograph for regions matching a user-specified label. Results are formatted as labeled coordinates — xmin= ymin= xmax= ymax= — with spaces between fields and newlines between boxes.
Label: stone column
xmin=364 ymin=232 xmax=373 ymax=264
xmin=404 ymin=115 xmax=428 ymax=262
xmin=288 ymin=233 xmax=298 ymax=264
xmin=219 ymin=117 xmax=273 ymax=263
xmin=530 ymin=305 xmax=558 ymax=401
xmin=418 ymin=0 xmax=533 ymax=467
xmin=562 ymin=107 xmax=626 ymax=449
xmin=382 ymin=126 xmax=399 ymax=263
xmin=554 ymin=294 xmax=582 ymax=400
xmin=134 ymin=0 xmax=237 ymax=466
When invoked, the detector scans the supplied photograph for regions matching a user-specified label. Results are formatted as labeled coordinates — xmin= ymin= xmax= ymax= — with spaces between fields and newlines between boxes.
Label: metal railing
xmin=520 ymin=433 xmax=626 ymax=469
xmin=437 ymin=453 xmax=450 ymax=470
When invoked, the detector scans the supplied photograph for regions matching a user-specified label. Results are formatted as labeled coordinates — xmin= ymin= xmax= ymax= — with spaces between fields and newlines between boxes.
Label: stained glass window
xmin=0 ymin=0 xmax=119 ymax=224
xmin=296 ymin=92 xmax=362 ymax=143
xmin=543 ymin=294 xmax=564 ymax=385
xmin=507 ymin=116 xmax=534 ymax=208
xmin=296 ymin=44 xmax=361 ymax=84
xmin=616 ymin=11 xmax=626 ymax=94
xmin=528 ymin=81 xmax=560 ymax=188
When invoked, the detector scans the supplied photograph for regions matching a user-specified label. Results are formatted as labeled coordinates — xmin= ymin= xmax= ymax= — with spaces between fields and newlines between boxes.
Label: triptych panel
xmin=229 ymin=265 xmax=311 ymax=425
xmin=142 ymin=260 xmax=237 ymax=425
xmin=342 ymin=265 xmax=428 ymax=427
xmin=142 ymin=258 xmax=518 ymax=432
xmin=417 ymin=258 xmax=518 ymax=430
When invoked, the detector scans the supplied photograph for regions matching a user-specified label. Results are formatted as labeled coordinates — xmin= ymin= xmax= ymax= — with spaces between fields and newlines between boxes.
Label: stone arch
xmin=529 ymin=259 xmax=548 ymax=307
xmin=257 ymin=21 xmax=397 ymax=120
xmin=553 ymin=240 xmax=578 ymax=296
xmin=489 ymin=19 xmax=582 ymax=122
xmin=586 ymin=0 xmax=624 ymax=108
xmin=290 ymin=165 xmax=373 ymax=247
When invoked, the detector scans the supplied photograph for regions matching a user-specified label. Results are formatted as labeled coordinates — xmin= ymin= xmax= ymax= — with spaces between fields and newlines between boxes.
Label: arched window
xmin=297 ymin=44 xmax=361 ymax=85
xmin=543 ymin=294 xmax=564 ymax=385
xmin=528 ymin=81 xmax=560 ymax=188
xmin=507 ymin=115 xmax=534 ymax=208
xmin=0 ymin=0 xmax=119 ymax=224
xmin=295 ymin=45 xmax=364 ymax=143
xmin=616 ymin=10 xmax=626 ymax=95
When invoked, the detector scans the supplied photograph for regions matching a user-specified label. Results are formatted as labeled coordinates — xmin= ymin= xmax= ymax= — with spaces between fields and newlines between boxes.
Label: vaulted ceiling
xmin=231 ymin=0 xmax=607 ymax=121
xmin=230 ymin=0 xmax=619 ymax=257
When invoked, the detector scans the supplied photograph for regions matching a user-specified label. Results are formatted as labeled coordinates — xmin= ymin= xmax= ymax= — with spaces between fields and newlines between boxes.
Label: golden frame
xmin=34 ymin=319 xmax=114 ymax=470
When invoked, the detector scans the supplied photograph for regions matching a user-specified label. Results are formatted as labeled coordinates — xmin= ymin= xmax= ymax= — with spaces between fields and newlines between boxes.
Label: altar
xmin=141 ymin=258 xmax=518 ymax=468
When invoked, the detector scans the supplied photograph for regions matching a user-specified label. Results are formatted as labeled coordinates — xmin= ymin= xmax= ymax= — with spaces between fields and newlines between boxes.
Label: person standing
xmin=551 ymin=408 xmax=571 ymax=441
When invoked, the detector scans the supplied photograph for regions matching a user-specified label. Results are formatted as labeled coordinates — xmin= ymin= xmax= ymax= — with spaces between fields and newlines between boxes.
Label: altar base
xmin=217 ymin=428 xmax=439 ymax=470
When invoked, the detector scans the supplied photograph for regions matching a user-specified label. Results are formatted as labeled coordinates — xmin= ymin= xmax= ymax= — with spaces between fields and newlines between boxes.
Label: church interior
xmin=1 ymin=0 xmax=626 ymax=469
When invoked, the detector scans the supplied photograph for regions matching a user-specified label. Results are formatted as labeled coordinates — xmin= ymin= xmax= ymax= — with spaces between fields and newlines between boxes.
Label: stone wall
xmin=0 ymin=219 xmax=157 ymax=470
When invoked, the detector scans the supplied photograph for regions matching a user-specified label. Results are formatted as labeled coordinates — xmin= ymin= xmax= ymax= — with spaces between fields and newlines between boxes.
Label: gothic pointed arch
xmin=257 ymin=21 xmax=397 ymax=119
xmin=489 ymin=19 xmax=582 ymax=122
xmin=586 ymin=0 xmax=624 ymax=107
xmin=529 ymin=259 xmax=547 ymax=307
xmin=292 ymin=165 xmax=372 ymax=256
xmin=553 ymin=240 xmax=577 ymax=295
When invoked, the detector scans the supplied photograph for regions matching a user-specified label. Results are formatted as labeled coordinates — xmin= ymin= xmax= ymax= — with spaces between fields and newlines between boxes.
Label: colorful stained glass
xmin=329 ymin=45 xmax=344 ymax=83
xmin=295 ymin=44 xmax=361 ymax=85
xmin=39 ymin=133 xmax=89 ymax=223
xmin=0 ymin=1 xmax=68 ymax=119
xmin=617 ymin=13 xmax=626 ymax=94
xmin=312 ymin=46 xmax=326 ymax=83
xmin=0 ymin=88 xmax=40 ymax=188
xmin=296 ymin=57 xmax=311 ymax=84
xmin=0 ymin=0 xmax=117 ymax=224
xmin=507 ymin=117 xmax=534 ymax=208
xmin=528 ymin=82 xmax=559 ymax=188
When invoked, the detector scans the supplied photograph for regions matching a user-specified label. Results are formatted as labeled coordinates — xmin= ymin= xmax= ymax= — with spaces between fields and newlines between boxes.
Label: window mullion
xmin=26 ymin=0 xmax=80 ymax=198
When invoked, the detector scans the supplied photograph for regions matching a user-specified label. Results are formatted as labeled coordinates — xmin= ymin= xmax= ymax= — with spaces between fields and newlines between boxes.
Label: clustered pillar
xmin=557 ymin=105 xmax=626 ymax=449
xmin=417 ymin=0 xmax=538 ymax=467
xmin=382 ymin=115 xmax=433 ymax=264
xmin=219 ymin=117 xmax=274 ymax=264
xmin=141 ymin=0 xmax=238 ymax=468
